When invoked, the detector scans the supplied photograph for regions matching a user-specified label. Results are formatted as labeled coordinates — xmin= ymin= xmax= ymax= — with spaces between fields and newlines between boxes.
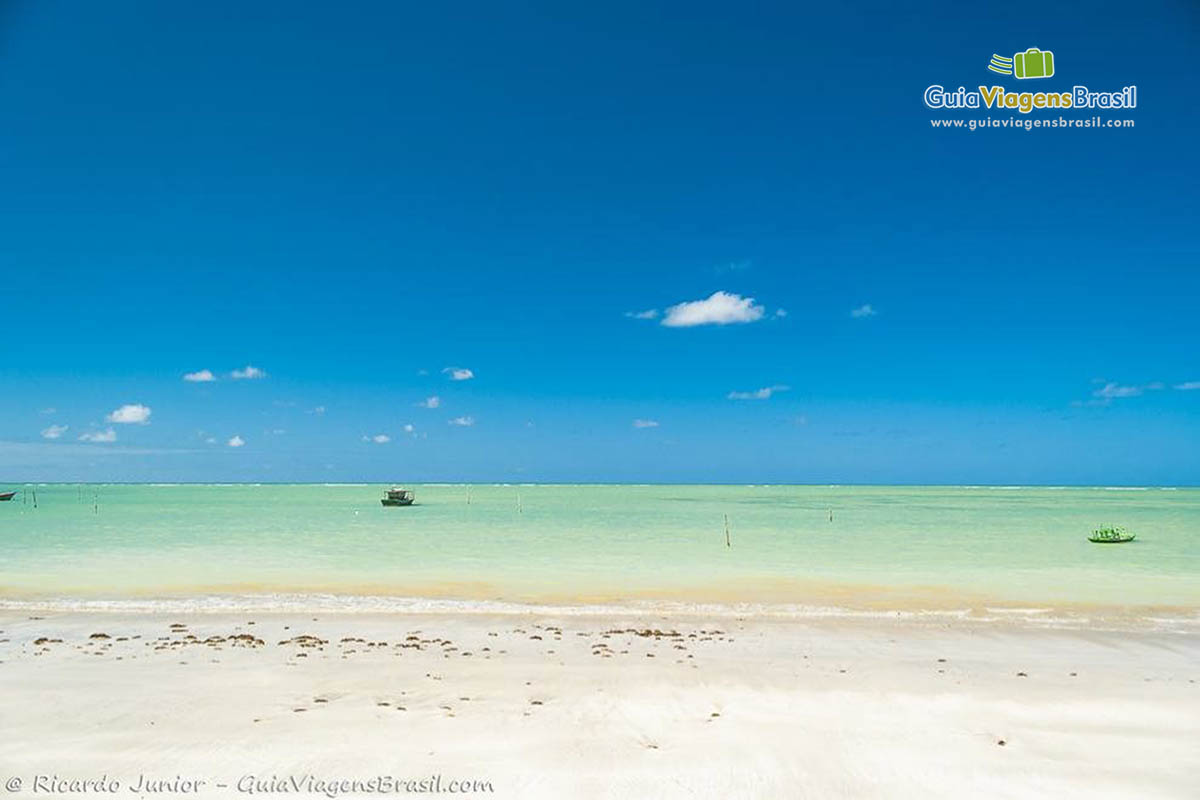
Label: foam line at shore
xmin=2 ymin=593 xmax=1198 ymax=632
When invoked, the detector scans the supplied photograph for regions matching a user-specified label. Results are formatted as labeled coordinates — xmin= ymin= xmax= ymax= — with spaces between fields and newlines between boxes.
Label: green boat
xmin=1088 ymin=526 xmax=1136 ymax=544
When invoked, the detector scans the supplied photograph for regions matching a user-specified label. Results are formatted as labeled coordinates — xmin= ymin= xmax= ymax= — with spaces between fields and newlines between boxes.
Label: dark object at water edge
xmin=381 ymin=487 xmax=415 ymax=507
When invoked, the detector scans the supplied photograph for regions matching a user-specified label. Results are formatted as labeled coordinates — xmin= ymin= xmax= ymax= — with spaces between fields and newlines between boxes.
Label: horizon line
xmin=1 ymin=481 xmax=1195 ymax=489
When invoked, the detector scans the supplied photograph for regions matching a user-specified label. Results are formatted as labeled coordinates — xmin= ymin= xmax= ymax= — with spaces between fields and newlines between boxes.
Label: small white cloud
xmin=443 ymin=367 xmax=474 ymax=381
xmin=41 ymin=424 xmax=69 ymax=440
xmin=1093 ymin=382 xmax=1143 ymax=400
xmin=39 ymin=407 xmax=56 ymax=415
xmin=632 ymin=419 xmax=660 ymax=428
xmin=774 ymin=308 xmax=788 ymax=318
xmin=309 ymin=405 xmax=326 ymax=415
xmin=418 ymin=396 xmax=441 ymax=409
xmin=183 ymin=369 xmax=216 ymax=382
xmin=107 ymin=403 xmax=152 ymax=424
xmin=448 ymin=416 xmax=475 ymax=427
xmin=269 ymin=428 xmax=286 ymax=435
xmin=402 ymin=423 xmax=415 ymax=434
xmin=231 ymin=365 xmax=267 ymax=380
xmin=227 ymin=435 xmax=245 ymax=448
xmin=363 ymin=433 xmax=391 ymax=444
xmin=1175 ymin=381 xmax=1200 ymax=391
xmin=727 ymin=385 xmax=789 ymax=400
xmin=624 ymin=309 xmax=659 ymax=320
xmin=79 ymin=428 xmax=117 ymax=443
xmin=850 ymin=304 xmax=877 ymax=318
xmin=661 ymin=291 xmax=765 ymax=327
xmin=205 ymin=437 xmax=217 ymax=444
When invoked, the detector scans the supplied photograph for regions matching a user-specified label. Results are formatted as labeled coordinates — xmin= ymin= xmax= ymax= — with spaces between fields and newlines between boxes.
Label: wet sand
xmin=1 ymin=611 xmax=1197 ymax=798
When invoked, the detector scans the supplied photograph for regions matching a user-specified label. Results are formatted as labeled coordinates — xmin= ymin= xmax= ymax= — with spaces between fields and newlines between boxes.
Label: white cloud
xmin=79 ymin=428 xmax=117 ymax=443
xmin=106 ymin=403 xmax=152 ymax=424
xmin=1093 ymin=382 xmax=1143 ymax=400
xmin=624 ymin=309 xmax=659 ymax=320
xmin=632 ymin=419 xmax=660 ymax=428
xmin=850 ymin=304 xmax=877 ymax=318
xmin=403 ymin=424 xmax=415 ymax=434
xmin=363 ymin=433 xmax=391 ymax=444
xmin=448 ymin=416 xmax=475 ymax=427
xmin=41 ymin=424 xmax=69 ymax=440
xmin=227 ymin=435 xmax=245 ymax=448
xmin=183 ymin=369 xmax=216 ymax=382
xmin=418 ymin=396 xmax=441 ymax=409
xmin=443 ymin=367 xmax=474 ymax=381
xmin=1085 ymin=379 xmax=1184 ymax=406
xmin=727 ymin=385 xmax=789 ymax=400
xmin=39 ymin=407 xmax=56 ymax=415
xmin=661 ymin=291 xmax=765 ymax=327
xmin=231 ymin=365 xmax=266 ymax=380
xmin=309 ymin=405 xmax=326 ymax=415
xmin=774 ymin=308 xmax=788 ymax=318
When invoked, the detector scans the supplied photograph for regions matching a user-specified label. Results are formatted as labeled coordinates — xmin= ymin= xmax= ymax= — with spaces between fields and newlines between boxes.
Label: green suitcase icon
xmin=1014 ymin=48 xmax=1054 ymax=79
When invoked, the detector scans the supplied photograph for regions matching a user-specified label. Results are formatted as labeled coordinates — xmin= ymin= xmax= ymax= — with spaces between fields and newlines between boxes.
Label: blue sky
xmin=1 ymin=0 xmax=1197 ymax=483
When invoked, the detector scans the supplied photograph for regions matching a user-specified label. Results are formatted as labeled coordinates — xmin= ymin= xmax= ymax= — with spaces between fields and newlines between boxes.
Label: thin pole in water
xmin=517 ymin=492 xmax=523 ymax=514
xmin=724 ymin=514 xmax=731 ymax=548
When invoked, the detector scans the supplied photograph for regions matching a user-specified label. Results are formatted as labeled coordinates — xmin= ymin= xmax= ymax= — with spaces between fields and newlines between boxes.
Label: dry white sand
xmin=1 ymin=611 xmax=1197 ymax=799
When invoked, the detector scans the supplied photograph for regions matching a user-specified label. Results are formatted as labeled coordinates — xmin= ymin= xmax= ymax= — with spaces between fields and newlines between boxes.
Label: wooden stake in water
xmin=724 ymin=514 xmax=731 ymax=548
xmin=517 ymin=492 xmax=523 ymax=514
xmin=466 ymin=487 xmax=472 ymax=505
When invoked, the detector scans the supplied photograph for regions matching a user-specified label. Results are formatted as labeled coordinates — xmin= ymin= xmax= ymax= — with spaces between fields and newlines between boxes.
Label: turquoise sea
xmin=1 ymin=484 xmax=1197 ymax=616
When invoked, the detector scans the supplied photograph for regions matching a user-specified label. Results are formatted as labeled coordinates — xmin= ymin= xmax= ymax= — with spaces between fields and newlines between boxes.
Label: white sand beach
xmin=1 ymin=610 xmax=1197 ymax=799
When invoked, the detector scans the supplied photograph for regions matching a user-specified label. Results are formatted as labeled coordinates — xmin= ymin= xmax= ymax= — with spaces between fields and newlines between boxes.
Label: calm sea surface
xmin=1 ymin=484 xmax=1197 ymax=614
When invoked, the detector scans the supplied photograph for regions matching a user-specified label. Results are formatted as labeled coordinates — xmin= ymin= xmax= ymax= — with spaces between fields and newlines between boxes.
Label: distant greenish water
xmin=1 ymin=484 xmax=1197 ymax=615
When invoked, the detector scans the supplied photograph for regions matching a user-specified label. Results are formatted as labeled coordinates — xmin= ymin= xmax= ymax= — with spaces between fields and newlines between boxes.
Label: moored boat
xmin=0 ymin=490 xmax=17 ymax=502
xmin=381 ymin=487 xmax=415 ymax=507
xmin=1088 ymin=526 xmax=1136 ymax=544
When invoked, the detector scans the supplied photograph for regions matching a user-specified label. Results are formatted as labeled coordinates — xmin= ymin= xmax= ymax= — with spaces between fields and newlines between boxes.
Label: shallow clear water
xmin=1 ymin=484 xmax=1196 ymax=612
